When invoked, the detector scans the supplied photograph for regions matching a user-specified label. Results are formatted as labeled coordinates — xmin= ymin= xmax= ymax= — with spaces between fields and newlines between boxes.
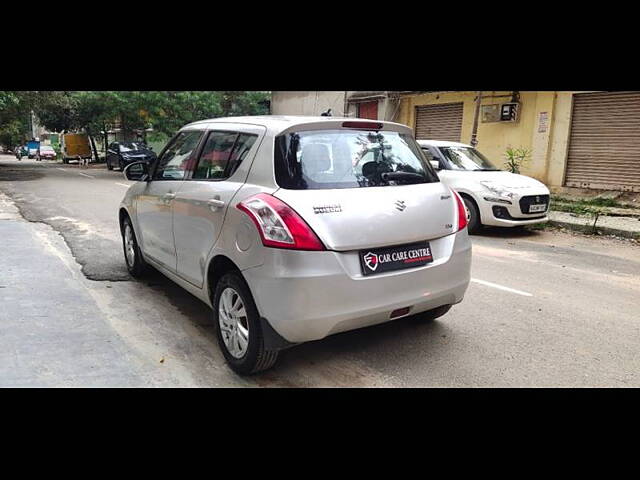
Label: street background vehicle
xmin=36 ymin=145 xmax=56 ymax=161
xmin=106 ymin=141 xmax=156 ymax=171
xmin=26 ymin=140 xmax=40 ymax=159
xmin=61 ymin=133 xmax=92 ymax=164
xmin=14 ymin=145 xmax=27 ymax=160
xmin=418 ymin=140 xmax=550 ymax=234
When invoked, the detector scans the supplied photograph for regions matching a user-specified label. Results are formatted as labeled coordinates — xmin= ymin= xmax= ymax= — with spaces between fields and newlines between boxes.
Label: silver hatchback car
xmin=119 ymin=116 xmax=472 ymax=374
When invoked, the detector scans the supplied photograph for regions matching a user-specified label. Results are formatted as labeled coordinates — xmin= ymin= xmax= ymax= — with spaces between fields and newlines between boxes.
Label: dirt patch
xmin=0 ymin=165 xmax=45 ymax=182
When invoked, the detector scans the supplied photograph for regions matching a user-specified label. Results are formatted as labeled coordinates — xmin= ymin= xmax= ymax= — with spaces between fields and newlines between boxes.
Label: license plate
xmin=529 ymin=204 xmax=547 ymax=213
xmin=359 ymin=241 xmax=433 ymax=276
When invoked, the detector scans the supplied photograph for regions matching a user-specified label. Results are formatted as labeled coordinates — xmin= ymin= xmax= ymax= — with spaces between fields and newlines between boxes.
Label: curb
xmin=548 ymin=218 xmax=640 ymax=240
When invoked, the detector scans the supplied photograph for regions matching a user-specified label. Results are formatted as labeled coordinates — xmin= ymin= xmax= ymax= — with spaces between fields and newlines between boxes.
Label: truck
xmin=61 ymin=133 xmax=92 ymax=164
xmin=27 ymin=140 xmax=40 ymax=159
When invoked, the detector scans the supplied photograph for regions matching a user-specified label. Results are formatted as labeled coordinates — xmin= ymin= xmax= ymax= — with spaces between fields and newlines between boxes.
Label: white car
xmin=417 ymin=140 xmax=550 ymax=234
xmin=119 ymin=116 xmax=472 ymax=374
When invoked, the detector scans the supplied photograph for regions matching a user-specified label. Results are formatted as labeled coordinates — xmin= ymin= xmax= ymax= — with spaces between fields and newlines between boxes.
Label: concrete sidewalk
xmin=548 ymin=211 xmax=640 ymax=240
xmin=0 ymin=193 xmax=148 ymax=387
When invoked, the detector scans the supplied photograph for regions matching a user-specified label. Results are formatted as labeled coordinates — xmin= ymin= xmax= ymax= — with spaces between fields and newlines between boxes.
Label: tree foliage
xmin=1 ymin=91 xmax=271 ymax=150
xmin=0 ymin=91 xmax=32 ymax=150
xmin=503 ymin=147 xmax=531 ymax=174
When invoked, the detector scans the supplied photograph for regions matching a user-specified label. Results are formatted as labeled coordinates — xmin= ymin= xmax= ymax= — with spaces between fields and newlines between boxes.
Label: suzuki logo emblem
xmin=395 ymin=200 xmax=406 ymax=212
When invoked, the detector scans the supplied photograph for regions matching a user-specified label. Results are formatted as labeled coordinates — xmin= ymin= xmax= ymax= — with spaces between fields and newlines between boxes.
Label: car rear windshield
xmin=274 ymin=129 xmax=438 ymax=190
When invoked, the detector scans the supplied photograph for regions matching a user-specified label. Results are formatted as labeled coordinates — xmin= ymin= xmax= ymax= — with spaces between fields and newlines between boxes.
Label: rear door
xmin=173 ymin=128 xmax=263 ymax=287
xmin=135 ymin=130 xmax=204 ymax=271
xmin=273 ymin=127 xmax=458 ymax=251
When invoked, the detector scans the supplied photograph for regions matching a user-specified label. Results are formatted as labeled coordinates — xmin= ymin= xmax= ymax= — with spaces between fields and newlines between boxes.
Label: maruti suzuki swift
xmin=119 ymin=116 xmax=472 ymax=374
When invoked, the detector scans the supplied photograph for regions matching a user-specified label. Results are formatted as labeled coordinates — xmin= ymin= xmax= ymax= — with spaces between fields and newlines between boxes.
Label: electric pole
xmin=470 ymin=91 xmax=482 ymax=147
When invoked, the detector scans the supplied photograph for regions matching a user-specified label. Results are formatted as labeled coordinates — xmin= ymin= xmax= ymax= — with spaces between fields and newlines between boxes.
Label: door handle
xmin=163 ymin=193 xmax=176 ymax=201
xmin=208 ymin=197 xmax=225 ymax=210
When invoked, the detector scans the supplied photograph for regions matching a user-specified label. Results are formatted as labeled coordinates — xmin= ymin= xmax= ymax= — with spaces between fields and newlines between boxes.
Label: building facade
xmin=270 ymin=91 xmax=404 ymax=121
xmin=271 ymin=91 xmax=640 ymax=192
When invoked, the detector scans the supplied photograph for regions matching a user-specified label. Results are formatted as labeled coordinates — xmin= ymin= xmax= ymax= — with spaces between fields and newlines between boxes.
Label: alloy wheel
xmin=218 ymin=287 xmax=249 ymax=359
xmin=124 ymin=224 xmax=136 ymax=267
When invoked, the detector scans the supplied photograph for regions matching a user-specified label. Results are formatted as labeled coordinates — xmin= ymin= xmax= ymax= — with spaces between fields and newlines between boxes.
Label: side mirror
xmin=124 ymin=161 xmax=149 ymax=181
xmin=430 ymin=160 xmax=441 ymax=171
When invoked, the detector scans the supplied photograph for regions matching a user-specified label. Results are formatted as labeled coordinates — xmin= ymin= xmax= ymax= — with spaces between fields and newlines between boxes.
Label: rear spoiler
xmin=277 ymin=119 xmax=413 ymax=137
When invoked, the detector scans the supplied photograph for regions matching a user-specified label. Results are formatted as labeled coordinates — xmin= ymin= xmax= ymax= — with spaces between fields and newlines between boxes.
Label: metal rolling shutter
xmin=565 ymin=91 xmax=640 ymax=192
xmin=415 ymin=103 xmax=463 ymax=141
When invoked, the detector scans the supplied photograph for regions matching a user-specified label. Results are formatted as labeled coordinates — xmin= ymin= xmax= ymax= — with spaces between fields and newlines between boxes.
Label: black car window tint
xmin=226 ymin=133 xmax=258 ymax=177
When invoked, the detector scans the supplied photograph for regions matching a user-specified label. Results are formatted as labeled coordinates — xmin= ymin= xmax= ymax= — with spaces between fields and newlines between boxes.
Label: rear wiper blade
xmin=473 ymin=168 xmax=501 ymax=171
xmin=381 ymin=171 xmax=426 ymax=182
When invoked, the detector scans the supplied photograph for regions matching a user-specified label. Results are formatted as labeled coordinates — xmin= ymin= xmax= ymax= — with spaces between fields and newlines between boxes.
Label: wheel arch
xmin=206 ymin=254 xmax=294 ymax=354
xmin=206 ymin=255 xmax=243 ymax=303
xmin=118 ymin=207 xmax=131 ymax=234
xmin=456 ymin=190 xmax=483 ymax=223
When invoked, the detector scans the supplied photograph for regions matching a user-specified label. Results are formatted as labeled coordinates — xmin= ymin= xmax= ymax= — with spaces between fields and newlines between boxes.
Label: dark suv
xmin=106 ymin=142 xmax=157 ymax=171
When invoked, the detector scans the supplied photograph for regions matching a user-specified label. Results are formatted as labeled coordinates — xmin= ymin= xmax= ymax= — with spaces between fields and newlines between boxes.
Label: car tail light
xmin=237 ymin=193 xmax=325 ymax=251
xmin=452 ymin=190 xmax=468 ymax=231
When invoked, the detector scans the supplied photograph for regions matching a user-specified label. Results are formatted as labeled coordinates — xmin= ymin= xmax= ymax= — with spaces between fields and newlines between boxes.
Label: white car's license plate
xmin=529 ymin=204 xmax=547 ymax=213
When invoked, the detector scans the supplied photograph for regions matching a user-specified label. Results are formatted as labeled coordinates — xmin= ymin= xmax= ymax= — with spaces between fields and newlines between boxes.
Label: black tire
xmin=213 ymin=271 xmax=279 ymax=375
xmin=417 ymin=304 xmax=452 ymax=322
xmin=463 ymin=196 xmax=482 ymax=234
xmin=122 ymin=216 xmax=148 ymax=278
xmin=106 ymin=158 xmax=113 ymax=170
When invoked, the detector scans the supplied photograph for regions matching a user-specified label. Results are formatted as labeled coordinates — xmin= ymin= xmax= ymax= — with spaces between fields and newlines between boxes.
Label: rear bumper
xmin=242 ymin=230 xmax=472 ymax=344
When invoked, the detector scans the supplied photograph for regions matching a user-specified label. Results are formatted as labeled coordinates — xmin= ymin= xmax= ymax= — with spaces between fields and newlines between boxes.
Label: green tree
xmin=0 ymin=91 xmax=33 ymax=150
xmin=2 ymin=91 xmax=271 ymax=154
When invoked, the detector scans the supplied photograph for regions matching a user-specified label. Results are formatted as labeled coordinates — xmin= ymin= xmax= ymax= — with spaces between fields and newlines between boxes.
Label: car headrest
xmin=331 ymin=140 xmax=354 ymax=175
xmin=362 ymin=161 xmax=378 ymax=178
xmin=301 ymin=143 xmax=331 ymax=175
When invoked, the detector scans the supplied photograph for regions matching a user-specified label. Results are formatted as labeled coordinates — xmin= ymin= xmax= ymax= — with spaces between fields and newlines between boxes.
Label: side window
xmin=193 ymin=131 xmax=239 ymax=180
xmin=153 ymin=131 xmax=203 ymax=180
xmin=421 ymin=147 xmax=441 ymax=169
xmin=227 ymin=133 xmax=258 ymax=177
xmin=421 ymin=147 xmax=436 ymax=162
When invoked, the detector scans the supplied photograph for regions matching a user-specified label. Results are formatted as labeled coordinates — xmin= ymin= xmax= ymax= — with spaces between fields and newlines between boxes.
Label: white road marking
xmin=471 ymin=278 xmax=533 ymax=297
xmin=115 ymin=183 xmax=131 ymax=188
xmin=57 ymin=168 xmax=68 ymax=172
xmin=78 ymin=172 xmax=94 ymax=179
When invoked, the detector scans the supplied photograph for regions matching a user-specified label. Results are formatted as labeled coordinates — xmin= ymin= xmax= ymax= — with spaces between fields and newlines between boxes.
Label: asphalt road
xmin=1 ymin=155 xmax=639 ymax=387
